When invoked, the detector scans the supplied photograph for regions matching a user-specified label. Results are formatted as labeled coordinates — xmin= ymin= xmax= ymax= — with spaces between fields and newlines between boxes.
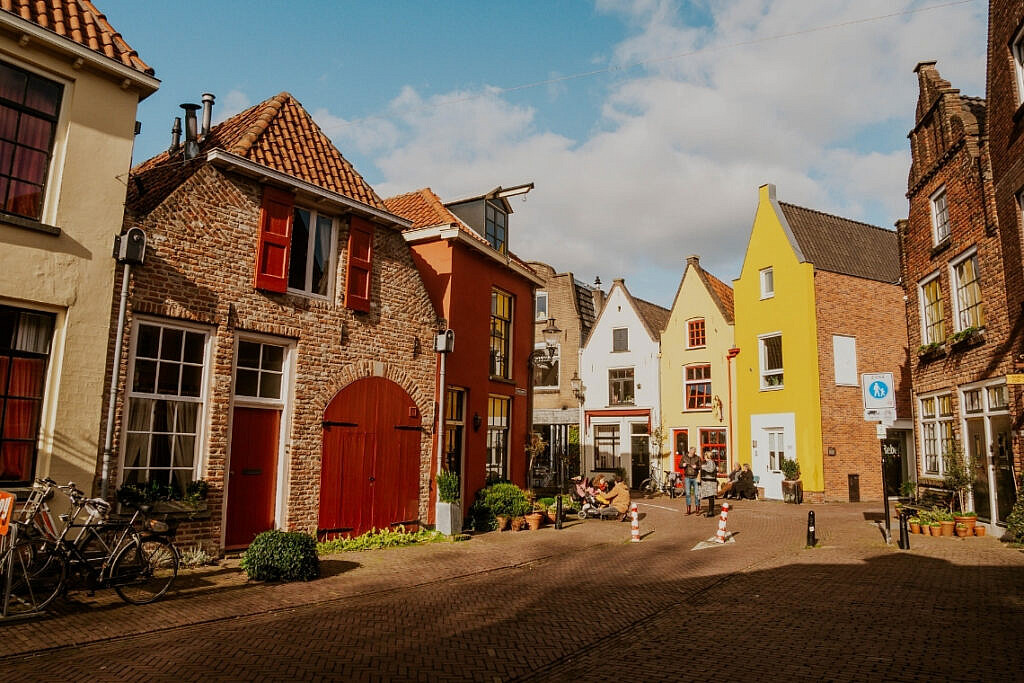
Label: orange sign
xmin=0 ymin=491 xmax=15 ymax=536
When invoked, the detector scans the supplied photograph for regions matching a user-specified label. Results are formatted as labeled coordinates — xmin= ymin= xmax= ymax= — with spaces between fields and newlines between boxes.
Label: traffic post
xmin=863 ymin=372 xmax=895 ymax=545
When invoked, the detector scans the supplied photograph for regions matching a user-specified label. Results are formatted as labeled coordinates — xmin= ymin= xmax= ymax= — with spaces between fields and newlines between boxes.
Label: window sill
xmin=607 ymin=403 xmax=636 ymax=408
xmin=760 ymin=294 xmax=774 ymax=300
xmin=685 ymin=345 xmax=707 ymax=350
xmin=930 ymin=237 xmax=952 ymax=259
xmin=0 ymin=212 xmax=61 ymax=236
xmin=489 ymin=376 xmax=516 ymax=385
xmin=759 ymin=385 xmax=784 ymax=392
xmin=684 ymin=408 xmax=713 ymax=413
xmin=534 ymin=387 xmax=559 ymax=393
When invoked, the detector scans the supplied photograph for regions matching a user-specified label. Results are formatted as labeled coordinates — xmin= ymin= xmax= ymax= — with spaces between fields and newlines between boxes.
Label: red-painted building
xmin=384 ymin=186 xmax=543 ymax=509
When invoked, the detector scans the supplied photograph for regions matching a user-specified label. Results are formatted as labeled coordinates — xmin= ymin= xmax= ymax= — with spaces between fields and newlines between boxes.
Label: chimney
xmin=169 ymin=116 xmax=181 ymax=153
xmin=200 ymin=93 xmax=215 ymax=138
xmin=180 ymin=103 xmax=200 ymax=160
xmin=687 ymin=254 xmax=700 ymax=269
xmin=591 ymin=276 xmax=605 ymax=314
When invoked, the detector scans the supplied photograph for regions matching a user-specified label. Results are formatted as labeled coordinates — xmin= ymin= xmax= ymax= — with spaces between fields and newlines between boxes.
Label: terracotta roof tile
xmin=128 ymin=92 xmax=385 ymax=216
xmin=634 ymin=297 xmax=671 ymax=335
xmin=0 ymin=0 xmax=153 ymax=75
xmin=702 ymin=269 xmax=734 ymax=323
xmin=779 ymin=202 xmax=900 ymax=284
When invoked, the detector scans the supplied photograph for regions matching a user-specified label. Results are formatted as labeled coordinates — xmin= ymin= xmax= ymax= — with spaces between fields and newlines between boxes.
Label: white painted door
xmin=753 ymin=428 xmax=785 ymax=499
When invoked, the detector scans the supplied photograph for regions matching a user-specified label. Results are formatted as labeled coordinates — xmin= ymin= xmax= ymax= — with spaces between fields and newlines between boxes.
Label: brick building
xmin=526 ymin=261 xmax=598 ymax=487
xmin=111 ymin=93 xmax=439 ymax=551
xmin=384 ymin=186 xmax=542 ymax=509
xmin=898 ymin=61 xmax=1016 ymax=527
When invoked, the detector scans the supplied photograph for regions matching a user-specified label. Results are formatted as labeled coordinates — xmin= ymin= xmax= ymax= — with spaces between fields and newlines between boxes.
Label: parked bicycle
xmin=2 ymin=480 xmax=179 ymax=615
xmin=639 ymin=460 xmax=671 ymax=495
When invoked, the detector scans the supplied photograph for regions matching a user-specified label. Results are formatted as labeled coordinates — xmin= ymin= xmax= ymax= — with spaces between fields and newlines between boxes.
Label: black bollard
xmin=898 ymin=508 xmax=910 ymax=550
xmin=555 ymin=495 xmax=563 ymax=530
xmin=807 ymin=510 xmax=817 ymax=547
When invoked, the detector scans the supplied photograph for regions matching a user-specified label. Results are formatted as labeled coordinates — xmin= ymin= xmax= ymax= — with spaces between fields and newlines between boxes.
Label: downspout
xmin=727 ymin=347 xmax=741 ymax=469
xmin=100 ymin=262 xmax=132 ymax=497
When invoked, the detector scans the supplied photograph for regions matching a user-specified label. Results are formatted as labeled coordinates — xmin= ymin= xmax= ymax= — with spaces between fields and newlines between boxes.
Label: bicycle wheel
xmin=2 ymin=537 xmax=65 ymax=615
xmin=639 ymin=478 xmax=656 ymax=495
xmin=111 ymin=536 xmax=179 ymax=605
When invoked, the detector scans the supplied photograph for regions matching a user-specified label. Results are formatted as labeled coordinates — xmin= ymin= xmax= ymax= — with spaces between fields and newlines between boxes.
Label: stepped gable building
xmin=734 ymin=185 xmax=911 ymax=503
xmin=117 ymin=92 xmax=439 ymax=551
xmin=0 ymin=1 xmax=157 ymax=495
xmin=384 ymin=185 xmax=542 ymax=510
xmin=898 ymin=61 xmax=1015 ymax=527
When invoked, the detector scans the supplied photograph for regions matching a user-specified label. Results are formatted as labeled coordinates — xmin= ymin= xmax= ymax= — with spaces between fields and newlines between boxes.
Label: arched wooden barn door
xmin=319 ymin=377 xmax=421 ymax=537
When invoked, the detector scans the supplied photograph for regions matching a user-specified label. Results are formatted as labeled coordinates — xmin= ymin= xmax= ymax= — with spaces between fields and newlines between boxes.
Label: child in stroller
xmin=570 ymin=476 xmax=620 ymax=520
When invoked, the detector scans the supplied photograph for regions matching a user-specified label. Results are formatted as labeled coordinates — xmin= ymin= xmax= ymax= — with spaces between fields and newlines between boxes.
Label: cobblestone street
xmin=2 ymin=499 xmax=1022 ymax=682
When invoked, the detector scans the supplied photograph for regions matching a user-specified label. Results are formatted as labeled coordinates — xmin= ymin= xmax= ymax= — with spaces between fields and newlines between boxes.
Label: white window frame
xmin=930 ymin=186 xmax=951 ymax=245
xmin=759 ymin=267 xmax=774 ymax=299
xmin=1013 ymin=23 xmax=1024 ymax=106
xmin=287 ymin=206 xmax=338 ymax=300
xmin=918 ymin=391 xmax=954 ymax=476
xmin=120 ymin=318 xmax=213 ymax=488
xmin=758 ymin=332 xmax=783 ymax=390
xmin=918 ymin=272 xmax=944 ymax=345
xmin=832 ymin=335 xmax=858 ymax=386
xmin=949 ymin=248 xmax=984 ymax=332
xmin=533 ymin=342 xmax=560 ymax=390
xmin=231 ymin=336 xmax=291 ymax=408
xmin=535 ymin=291 xmax=548 ymax=321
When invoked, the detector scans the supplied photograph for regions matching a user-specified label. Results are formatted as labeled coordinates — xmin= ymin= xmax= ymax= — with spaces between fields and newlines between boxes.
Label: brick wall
xmin=529 ymin=262 xmax=585 ymax=415
xmin=101 ymin=164 xmax=438 ymax=553
xmin=814 ymin=270 xmax=909 ymax=501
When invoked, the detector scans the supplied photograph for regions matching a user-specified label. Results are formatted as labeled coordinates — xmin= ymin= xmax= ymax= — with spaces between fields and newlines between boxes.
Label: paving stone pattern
xmin=2 ymin=500 xmax=1022 ymax=682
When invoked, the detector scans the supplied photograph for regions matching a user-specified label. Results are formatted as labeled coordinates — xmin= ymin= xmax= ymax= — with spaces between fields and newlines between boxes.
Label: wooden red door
xmin=225 ymin=407 xmax=281 ymax=548
xmin=319 ymin=377 xmax=421 ymax=537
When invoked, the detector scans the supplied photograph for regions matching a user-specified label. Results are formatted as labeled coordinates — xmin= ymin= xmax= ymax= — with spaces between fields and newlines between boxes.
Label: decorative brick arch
xmin=313 ymin=360 xmax=431 ymax=422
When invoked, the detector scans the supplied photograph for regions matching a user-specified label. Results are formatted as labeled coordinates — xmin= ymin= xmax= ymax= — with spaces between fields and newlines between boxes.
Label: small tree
xmin=942 ymin=440 xmax=972 ymax=513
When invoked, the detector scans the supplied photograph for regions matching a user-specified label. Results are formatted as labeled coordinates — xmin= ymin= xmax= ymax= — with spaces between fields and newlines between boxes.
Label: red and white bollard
xmin=715 ymin=502 xmax=731 ymax=543
xmin=630 ymin=502 xmax=640 ymax=543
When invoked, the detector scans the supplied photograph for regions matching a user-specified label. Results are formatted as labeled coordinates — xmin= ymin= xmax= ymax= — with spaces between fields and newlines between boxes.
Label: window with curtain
xmin=0 ymin=305 xmax=55 ymax=485
xmin=0 ymin=61 xmax=63 ymax=222
xmin=952 ymin=252 xmax=984 ymax=330
xmin=288 ymin=206 xmax=334 ymax=297
xmin=920 ymin=394 xmax=954 ymax=475
xmin=486 ymin=396 xmax=509 ymax=479
xmin=123 ymin=322 xmax=207 ymax=494
xmin=920 ymin=276 xmax=944 ymax=344
xmin=759 ymin=334 xmax=783 ymax=389
xmin=490 ymin=290 xmax=512 ymax=379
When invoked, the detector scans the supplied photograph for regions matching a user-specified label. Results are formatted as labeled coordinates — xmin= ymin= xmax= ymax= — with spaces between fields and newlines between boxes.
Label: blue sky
xmin=101 ymin=0 xmax=988 ymax=308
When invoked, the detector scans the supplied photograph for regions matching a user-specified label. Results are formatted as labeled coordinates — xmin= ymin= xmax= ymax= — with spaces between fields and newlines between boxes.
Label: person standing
xmin=699 ymin=450 xmax=719 ymax=518
xmin=681 ymin=446 xmax=701 ymax=515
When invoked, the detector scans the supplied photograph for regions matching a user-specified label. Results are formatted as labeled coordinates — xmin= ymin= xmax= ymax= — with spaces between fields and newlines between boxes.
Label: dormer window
xmin=485 ymin=202 xmax=507 ymax=254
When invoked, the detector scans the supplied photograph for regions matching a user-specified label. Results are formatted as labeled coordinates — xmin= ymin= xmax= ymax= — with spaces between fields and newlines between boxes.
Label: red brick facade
xmin=105 ymin=149 xmax=438 ymax=553
xmin=815 ymin=270 xmax=910 ymax=502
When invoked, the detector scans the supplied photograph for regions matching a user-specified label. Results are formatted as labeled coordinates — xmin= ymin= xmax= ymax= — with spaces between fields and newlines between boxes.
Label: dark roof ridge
xmin=777 ymin=201 xmax=892 ymax=234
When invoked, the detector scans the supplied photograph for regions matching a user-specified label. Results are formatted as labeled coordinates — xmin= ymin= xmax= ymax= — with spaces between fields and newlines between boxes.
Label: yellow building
xmin=0 ymin=4 xmax=158 ymax=493
xmin=734 ymin=184 xmax=909 ymax=502
xmin=660 ymin=255 xmax=735 ymax=481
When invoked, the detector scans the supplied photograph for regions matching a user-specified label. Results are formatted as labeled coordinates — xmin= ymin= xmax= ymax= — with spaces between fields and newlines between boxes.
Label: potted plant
xmin=943 ymin=441 xmax=972 ymax=517
xmin=929 ymin=520 xmax=942 ymax=536
xmin=953 ymin=510 xmax=977 ymax=534
xmin=916 ymin=341 xmax=945 ymax=361
xmin=780 ymin=458 xmax=802 ymax=504
xmin=435 ymin=470 xmax=462 ymax=536
xmin=955 ymin=522 xmax=970 ymax=537
xmin=908 ymin=517 xmax=921 ymax=534
xmin=525 ymin=503 xmax=546 ymax=530
xmin=949 ymin=326 xmax=984 ymax=350
xmin=900 ymin=480 xmax=918 ymax=503
xmin=938 ymin=509 xmax=955 ymax=537
xmin=482 ymin=483 xmax=531 ymax=532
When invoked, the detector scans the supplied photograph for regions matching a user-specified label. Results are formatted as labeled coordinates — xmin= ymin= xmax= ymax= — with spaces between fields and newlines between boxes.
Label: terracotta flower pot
xmin=495 ymin=515 xmax=510 ymax=531
xmin=940 ymin=521 xmax=955 ymax=537
xmin=510 ymin=516 xmax=526 ymax=531
xmin=525 ymin=512 xmax=544 ymax=531
xmin=909 ymin=522 xmax=921 ymax=534
xmin=929 ymin=525 xmax=942 ymax=536
xmin=974 ymin=525 xmax=986 ymax=537
xmin=954 ymin=515 xmax=977 ymax=531
xmin=955 ymin=525 xmax=971 ymax=537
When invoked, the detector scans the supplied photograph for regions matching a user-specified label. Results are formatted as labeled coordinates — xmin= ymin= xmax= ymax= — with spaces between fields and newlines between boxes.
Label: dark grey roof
xmin=778 ymin=202 xmax=900 ymax=284
xmin=574 ymin=279 xmax=597 ymax=345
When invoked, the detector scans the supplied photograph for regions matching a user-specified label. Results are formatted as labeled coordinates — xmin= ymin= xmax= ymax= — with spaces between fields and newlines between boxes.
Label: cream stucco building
xmin=0 ymin=4 xmax=158 ymax=494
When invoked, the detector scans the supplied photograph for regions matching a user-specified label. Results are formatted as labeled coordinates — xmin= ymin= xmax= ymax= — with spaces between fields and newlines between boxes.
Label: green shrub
xmin=482 ymin=483 xmax=530 ymax=517
xmin=469 ymin=498 xmax=497 ymax=531
xmin=1007 ymin=496 xmax=1024 ymax=542
xmin=241 ymin=530 xmax=320 ymax=582
xmin=317 ymin=526 xmax=445 ymax=554
xmin=537 ymin=497 xmax=555 ymax=508
xmin=780 ymin=458 xmax=801 ymax=481
xmin=436 ymin=470 xmax=460 ymax=503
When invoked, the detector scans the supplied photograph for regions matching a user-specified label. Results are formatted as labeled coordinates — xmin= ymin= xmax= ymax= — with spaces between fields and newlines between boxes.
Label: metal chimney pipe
xmin=169 ymin=116 xmax=181 ymax=152
xmin=200 ymin=92 xmax=215 ymax=138
xmin=180 ymin=103 xmax=200 ymax=160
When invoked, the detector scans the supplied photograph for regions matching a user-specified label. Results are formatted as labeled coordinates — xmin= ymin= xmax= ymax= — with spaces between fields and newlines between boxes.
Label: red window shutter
xmin=345 ymin=216 xmax=374 ymax=312
xmin=254 ymin=187 xmax=294 ymax=293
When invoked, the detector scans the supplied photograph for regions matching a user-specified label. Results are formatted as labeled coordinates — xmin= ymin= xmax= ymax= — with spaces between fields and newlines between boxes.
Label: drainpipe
xmin=726 ymin=347 xmax=741 ymax=469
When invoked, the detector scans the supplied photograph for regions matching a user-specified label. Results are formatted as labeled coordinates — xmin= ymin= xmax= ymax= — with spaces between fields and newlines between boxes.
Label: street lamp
xmin=570 ymin=371 xmax=584 ymax=402
xmin=540 ymin=317 xmax=561 ymax=357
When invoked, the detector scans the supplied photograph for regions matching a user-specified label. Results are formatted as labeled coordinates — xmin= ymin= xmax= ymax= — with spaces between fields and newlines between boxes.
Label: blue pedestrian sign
xmin=868 ymin=381 xmax=888 ymax=399
xmin=862 ymin=372 xmax=895 ymax=412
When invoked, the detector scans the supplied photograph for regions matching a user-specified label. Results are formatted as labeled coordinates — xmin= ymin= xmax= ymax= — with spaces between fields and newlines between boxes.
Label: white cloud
xmin=215 ymin=90 xmax=252 ymax=123
xmin=324 ymin=0 xmax=986 ymax=306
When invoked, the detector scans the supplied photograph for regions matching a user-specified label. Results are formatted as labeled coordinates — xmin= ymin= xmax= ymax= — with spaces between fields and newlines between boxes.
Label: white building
xmin=578 ymin=278 xmax=669 ymax=486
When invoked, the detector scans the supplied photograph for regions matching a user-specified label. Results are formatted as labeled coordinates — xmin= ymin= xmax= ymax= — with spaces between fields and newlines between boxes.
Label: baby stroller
xmin=570 ymin=476 xmax=620 ymax=520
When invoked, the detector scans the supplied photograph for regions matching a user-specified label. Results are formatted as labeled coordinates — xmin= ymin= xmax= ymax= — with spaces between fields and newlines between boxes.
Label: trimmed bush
xmin=482 ymin=483 xmax=531 ymax=517
xmin=436 ymin=470 xmax=460 ymax=503
xmin=241 ymin=530 xmax=320 ymax=582
xmin=780 ymin=458 xmax=801 ymax=481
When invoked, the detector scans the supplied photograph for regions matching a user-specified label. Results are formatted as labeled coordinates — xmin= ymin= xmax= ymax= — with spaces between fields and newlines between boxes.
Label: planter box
xmin=435 ymin=501 xmax=462 ymax=536
xmin=782 ymin=479 xmax=803 ymax=504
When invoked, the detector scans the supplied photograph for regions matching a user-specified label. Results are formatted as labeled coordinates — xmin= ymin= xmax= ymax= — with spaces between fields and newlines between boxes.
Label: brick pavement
xmin=2 ymin=498 xmax=1022 ymax=681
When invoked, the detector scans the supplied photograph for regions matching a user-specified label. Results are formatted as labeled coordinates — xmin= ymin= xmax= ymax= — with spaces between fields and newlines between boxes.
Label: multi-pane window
xmin=1014 ymin=25 xmax=1024 ymax=105
xmin=701 ymin=428 xmax=728 ymax=474
xmin=490 ymin=290 xmax=512 ymax=379
xmin=687 ymin=319 xmax=706 ymax=348
xmin=920 ymin=276 xmax=944 ymax=344
xmin=594 ymin=424 xmax=619 ymax=470
xmin=951 ymin=253 xmax=984 ymax=330
xmin=988 ymin=384 xmax=1008 ymax=410
xmin=124 ymin=322 xmax=207 ymax=493
xmin=0 ymin=306 xmax=54 ymax=485
xmin=288 ymin=207 xmax=334 ymax=297
xmin=759 ymin=334 xmax=783 ymax=389
xmin=0 ymin=61 xmax=62 ymax=221
xmin=920 ymin=394 xmax=954 ymax=475
xmin=533 ymin=343 xmax=559 ymax=389
xmin=608 ymin=368 xmax=634 ymax=405
xmin=767 ymin=429 xmax=784 ymax=471
xmin=486 ymin=396 xmax=509 ymax=479
xmin=234 ymin=341 xmax=285 ymax=400
xmin=535 ymin=291 xmax=548 ymax=321
xmin=630 ymin=423 xmax=649 ymax=466
xmin=931 ymin=187 xmax=951 ymax=244
xmin=760 ymin=267 xmax=774 ymax=299
xmin=963 ymin=388 xmax=983 ymax=415
xmin=444 ymin=387 xmax=465 ymax=475
xmin=612 ymin=328 xmax=628 ymax=352
xmin=684 ymin=364 xmax=712 ymax=410
xmin=485 ymin=203 xmax=507 ymax=254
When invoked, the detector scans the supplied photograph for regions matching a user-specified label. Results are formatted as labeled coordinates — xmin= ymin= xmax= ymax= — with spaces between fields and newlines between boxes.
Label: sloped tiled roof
xmin=779 ymin=202 xmax=900 ymax=284
xmin=702 ymin=269 xmax=735 ymax=323
xmin=574 ymin=279 xmax=597 ymax=344
xmin=1 ymin=0 xmax=153 ymax=75
xmin=634 ymin=297 xmax=671 ymax=336
xmin=128 ymin=92 xmax=384 ymax=216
